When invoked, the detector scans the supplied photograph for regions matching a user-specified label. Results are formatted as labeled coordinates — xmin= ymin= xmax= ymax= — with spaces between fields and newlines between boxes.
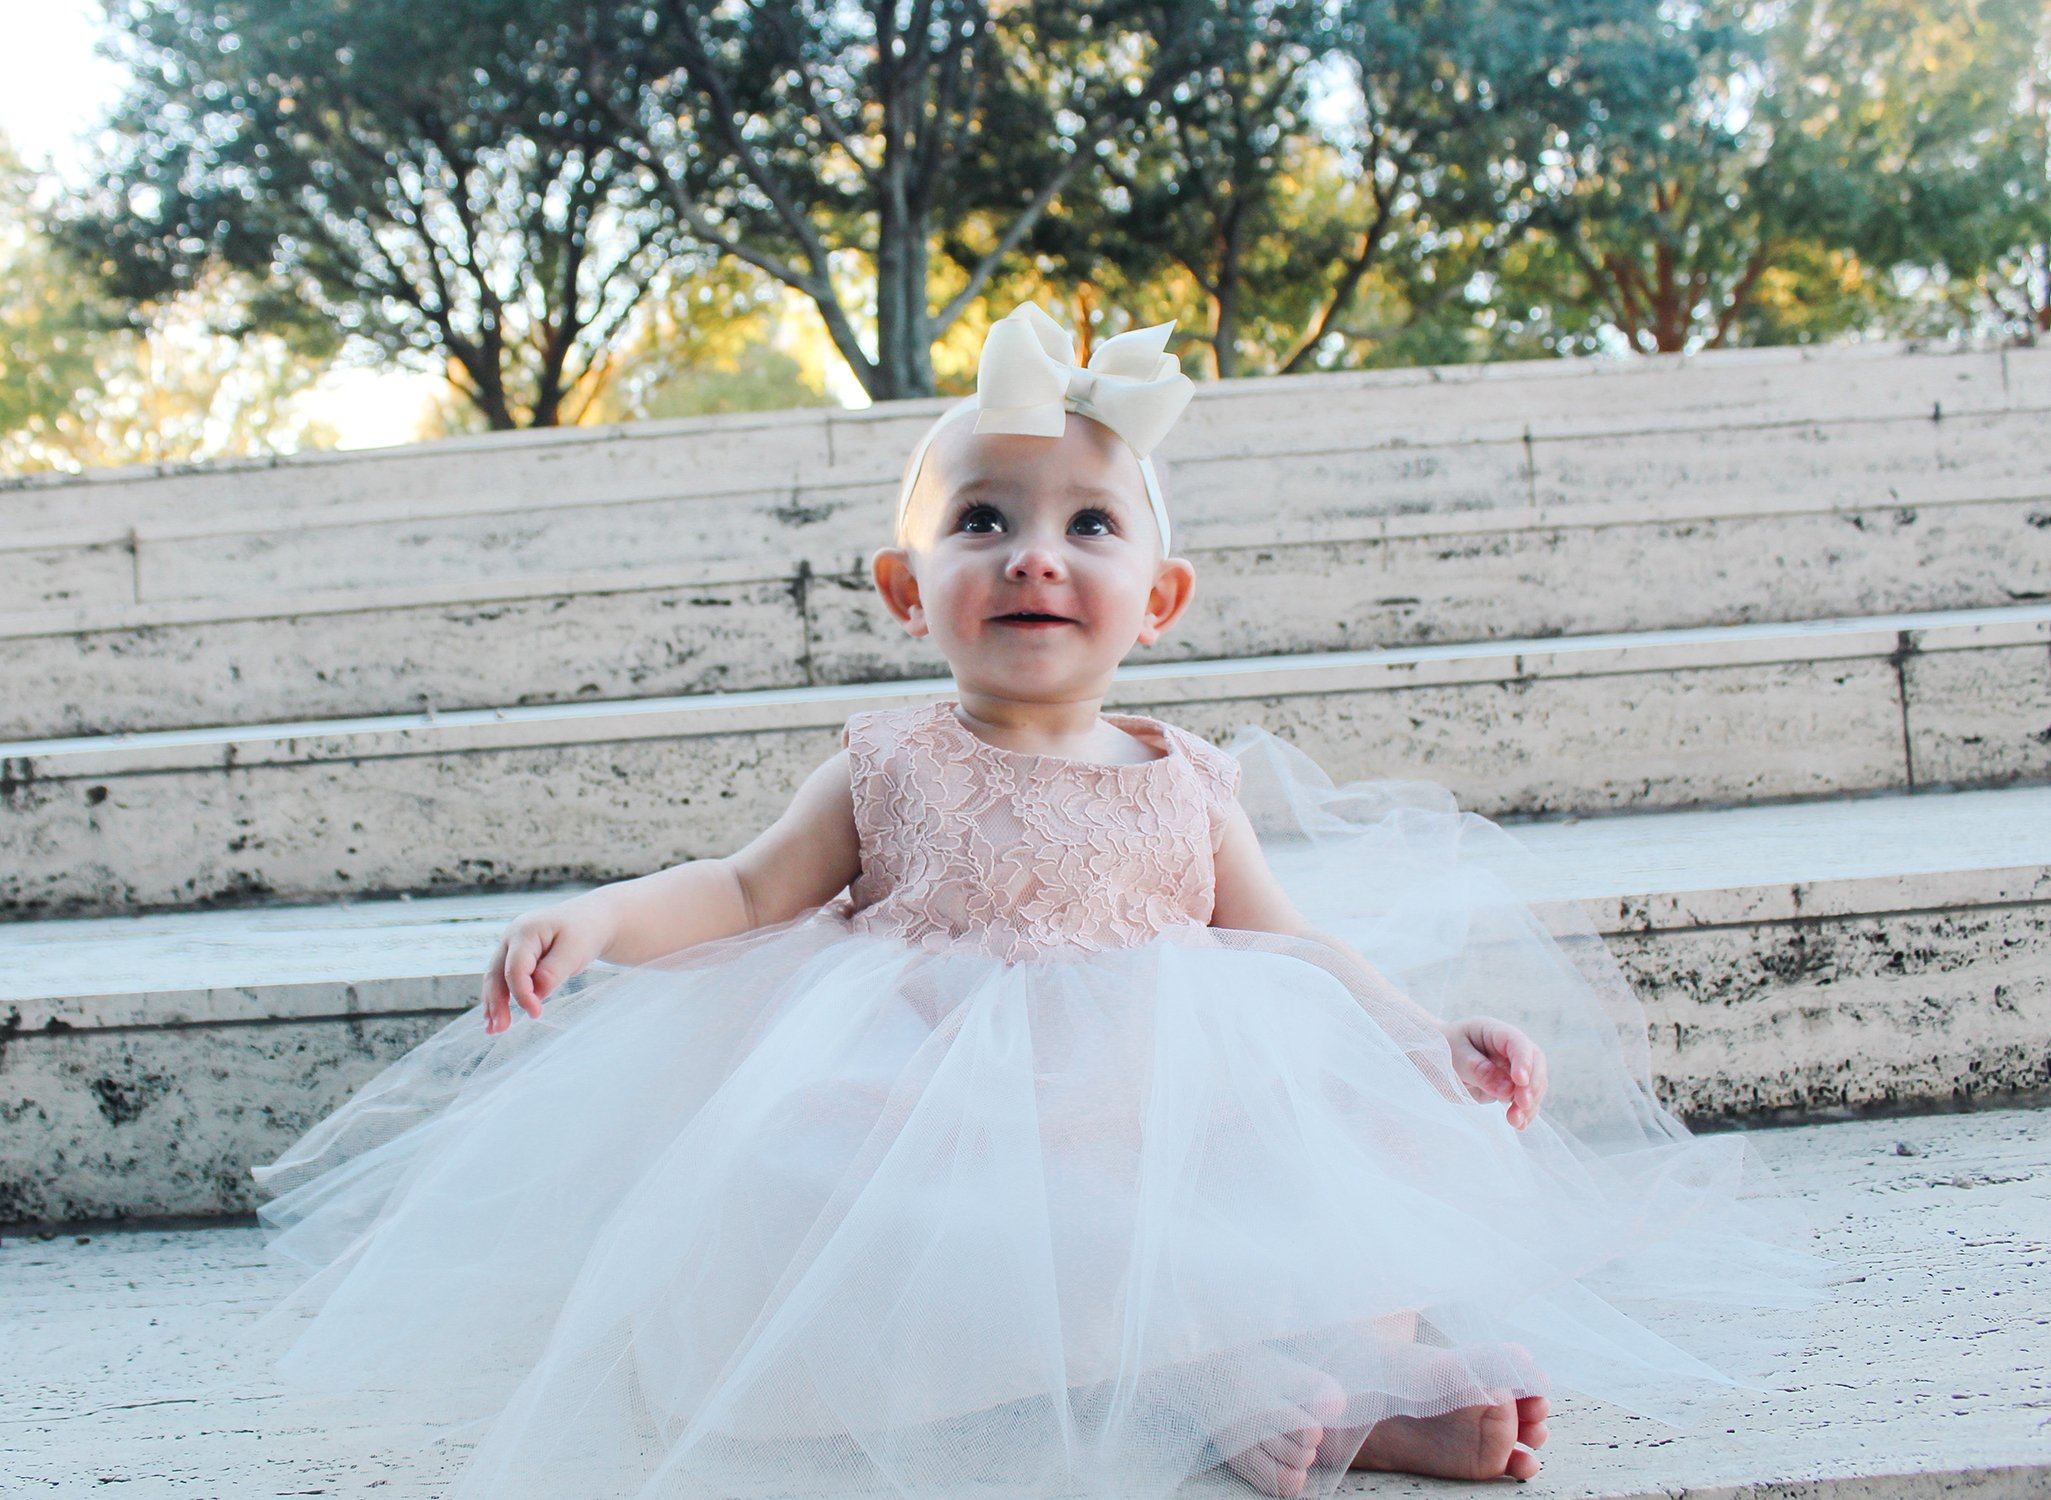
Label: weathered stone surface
xmin=1613 ymin=902 xmax=2051 ymax=1120
xmin=1159 ymin=657 xmax=1908 ymax=819
xmin=6 ymin=342 xmax=2044 ymax=606
xmin=0 ymin=404 xmax=832 ymax=539
xmin=1904 ymin=638 xmax=2051 ymax=788
xmin=3 ymin=576 xmax=806 ymax=739
xmin=10 ymin=607 xmax=2049 ymax=917
xmin=823 ymin=342 xmax=2027 ymax=479
xmin=1528 ymin=409 xmax=2051 ymax=509
xmin=5 ymin=377 xmax=2044 ymax=739
xmin=2 ymin=1106 xmax=2044 ymax=1495
xmin=135 ymin=484 xmax=825 ymax=603
xmin=814 ymin=498 xmax=2051 ymax=686
xmin=3 ymin=785 xmax=2044 ymax=1222
xmin=0 ymin=717 xmax=840 ymax=917
xmin=17 ymin=608 xmax=2038 ymax=914
xmin=1 ymin=537 xmax=132 ymax=612
xmin=0 ymin=1013 xmax=448 ymax=1226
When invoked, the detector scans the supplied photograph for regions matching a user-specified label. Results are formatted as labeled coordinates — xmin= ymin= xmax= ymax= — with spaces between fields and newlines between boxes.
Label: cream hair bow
xmin=895 ymin=303 xmax=1195 ymax=551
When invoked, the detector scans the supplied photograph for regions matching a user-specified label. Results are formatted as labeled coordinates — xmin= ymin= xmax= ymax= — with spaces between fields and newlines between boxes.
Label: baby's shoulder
xmin=839 ymin=701 xmax=947 ymax=765
xmin=1156 ymin=718 xmax=1241 ymax=804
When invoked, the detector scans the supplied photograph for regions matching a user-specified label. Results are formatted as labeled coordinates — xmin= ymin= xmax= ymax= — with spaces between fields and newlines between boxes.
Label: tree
xmin=1826 ymin=0 xmax=2049 ymax=343
xmin=1007 ymin=0 xmax=1709 ymax=376
xmin=1 ymin=136 xmax=334 ymax=475
xmin=63 ymin=0 xmax=682 ymax=428
xmin=619 ymin=0 xmax=1217 ymax=400
xmin=1073 ymin=0 xmax=1339 ymax=378
xmin=574 ymin=263 xmax=836 ymax=423
xmin=1514 ymin=0 xmax=2034 ymax=354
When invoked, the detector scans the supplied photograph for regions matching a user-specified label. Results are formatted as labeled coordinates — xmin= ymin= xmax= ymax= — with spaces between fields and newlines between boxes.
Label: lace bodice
xmin=827 ymin=698 xmax=1242 ymax=961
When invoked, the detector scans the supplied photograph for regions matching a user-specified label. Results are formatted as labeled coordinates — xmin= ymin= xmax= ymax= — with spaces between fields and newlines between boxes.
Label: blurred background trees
xmin=2 ymin=0 xmax=2042 ymax=473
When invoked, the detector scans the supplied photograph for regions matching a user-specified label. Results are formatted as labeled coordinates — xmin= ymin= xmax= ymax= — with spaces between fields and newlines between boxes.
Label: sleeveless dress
xmin=243 ymin=697 xmax=1836 ymax=1500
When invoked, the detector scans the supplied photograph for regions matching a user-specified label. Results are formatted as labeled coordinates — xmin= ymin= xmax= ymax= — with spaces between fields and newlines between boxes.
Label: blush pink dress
xmin=245 ymin=697 xmax=1835 ymax=1499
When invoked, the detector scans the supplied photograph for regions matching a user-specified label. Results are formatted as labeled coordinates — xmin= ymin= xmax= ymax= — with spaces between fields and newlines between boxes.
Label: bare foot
xmin=1333 ymin=1391 xmax=1550 ymax=1482
xmin=1216 ymin=1368 xmax=1348 ymax=1498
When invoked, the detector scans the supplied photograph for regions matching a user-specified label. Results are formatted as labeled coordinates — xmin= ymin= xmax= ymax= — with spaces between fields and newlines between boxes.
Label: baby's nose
xmin=1006 ymin=545 xmax=1066 ymax=580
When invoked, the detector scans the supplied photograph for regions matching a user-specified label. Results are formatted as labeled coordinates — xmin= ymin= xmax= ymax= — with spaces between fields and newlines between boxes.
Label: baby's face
xmin=877 ymin=411 xmax=1193 ymax=701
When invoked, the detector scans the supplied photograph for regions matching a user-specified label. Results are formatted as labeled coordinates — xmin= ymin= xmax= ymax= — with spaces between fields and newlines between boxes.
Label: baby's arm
xmin=482 ymin=751 xmax=861 ymax=1029
xmin=1209 ymin=800 xmax=1547 ymax=1128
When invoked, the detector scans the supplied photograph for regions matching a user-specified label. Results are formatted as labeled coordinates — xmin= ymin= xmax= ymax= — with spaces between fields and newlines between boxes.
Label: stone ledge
xmin=8 ymin=603 xmax=2046 ymax=774
xmin=4 ymin=605 xmax=2047 ymax=918
xmin=6 ymin=783 xmax=2046 ymax=1032
xmin=2 ymin=785 xmax=2045 ymax=1221
xmin=3 ymin=342 xmax=2041 ymax=565
xmin=9 ymin=459 xmax=2046 ymax=644
xmin=4 ymin=461 xmax=2048 ymax=740
xmin=10 ymin=407 xmax=2048 ymax=621
xmin=1 ymin=1105 xmax=2042 ymax=1495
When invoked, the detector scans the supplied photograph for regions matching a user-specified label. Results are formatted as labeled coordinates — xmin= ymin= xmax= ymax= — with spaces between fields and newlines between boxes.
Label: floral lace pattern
xmin=829 ymin=698 xmax=1241 ymax=961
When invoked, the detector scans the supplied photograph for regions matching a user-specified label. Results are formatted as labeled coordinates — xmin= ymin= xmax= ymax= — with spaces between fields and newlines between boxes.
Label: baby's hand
xmin=480 ymin=904 xmax=613 ymax=1034
xmin=1441 ymin=1017 xmax=1548 ymax=1129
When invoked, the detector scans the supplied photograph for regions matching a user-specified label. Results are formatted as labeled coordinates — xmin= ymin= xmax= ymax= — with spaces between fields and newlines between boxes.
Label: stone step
xmin=5 ymin=430 xmax=2047 ymax=739
xmin=3 ymin=341 xmax=2043 ymax=617
xmin=2 ymin=781 xmax=2044 ymax=1224
xmin=4 ymin=604 xmax=2047 ymax=919
xmin=3 ymin=338 xmax=2040 ymax=539
xmin=1 ymin=1104 xmax=2042 ymax=1497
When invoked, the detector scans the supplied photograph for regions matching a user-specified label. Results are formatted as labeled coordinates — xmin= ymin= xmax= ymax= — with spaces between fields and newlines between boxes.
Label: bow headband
xmin=895 ymin=303 xmax=1196 ymax=551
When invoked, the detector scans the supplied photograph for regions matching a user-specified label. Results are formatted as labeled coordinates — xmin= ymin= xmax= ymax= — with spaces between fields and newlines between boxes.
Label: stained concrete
xmin=3 ymin=343 xmax=2042 ymax=610
xmin=1 ymin=1105 xmax=2043 ymax=1496
xmin=10 ymin=487 xmax=2046 ymax=741
xmin=5 ymin=607 xmax=2047 ymax=918
xmin=3 ymin=784 xmax=2045 ymax=1223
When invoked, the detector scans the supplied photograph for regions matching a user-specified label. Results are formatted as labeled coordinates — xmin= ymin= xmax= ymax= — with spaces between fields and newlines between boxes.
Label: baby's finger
xmin=1508 ymin=1032 xmax=1538 ymax=1088
xmin=504 ymin=935 xmax=544 ymax=1018
xmin=1470 ymin=1055 xmax=1513 ymax=1100
xmin=480 ymin=940 xmax=510 ymax=1032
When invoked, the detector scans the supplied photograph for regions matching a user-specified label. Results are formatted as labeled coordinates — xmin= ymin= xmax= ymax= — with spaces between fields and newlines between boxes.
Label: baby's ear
xmin=869 ymin=546 xmax=927 ymax=636
xmin=1137 ymin=556 xmax=1196 ymax=646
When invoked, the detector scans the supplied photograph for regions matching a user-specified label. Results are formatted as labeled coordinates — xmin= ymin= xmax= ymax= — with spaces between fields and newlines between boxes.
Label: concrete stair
xmin=4 ymin=442 xmax=2044 ymax=740
xmin=4 ymin=338 xmax=2041 ymax=552
xmin=3 ymin=1103 xmax=2044 ymax=1495
xmin=5 ymin=604 xmax=2047 ymax=918
xmin=4 ymin=780 xmax=2044 ymax=1224
xmin=3 ymin=343 xmax=2045 ymax=739
xmin=3 ymin=342 xmax=2046 ymax=1242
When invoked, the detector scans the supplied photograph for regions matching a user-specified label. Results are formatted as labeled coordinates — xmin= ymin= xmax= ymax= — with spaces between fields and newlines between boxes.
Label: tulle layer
xmin=244 ymin=726 xmax=1837 ymax=1500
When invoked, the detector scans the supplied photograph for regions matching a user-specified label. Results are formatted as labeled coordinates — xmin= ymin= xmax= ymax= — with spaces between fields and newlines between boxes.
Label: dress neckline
xmin=933 ymin=699 xmax=1179 ymax=774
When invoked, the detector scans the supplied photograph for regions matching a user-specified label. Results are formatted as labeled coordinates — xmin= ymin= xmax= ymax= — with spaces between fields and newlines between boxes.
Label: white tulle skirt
xmin=243 ymin=726 xmax=1838 ymax=1499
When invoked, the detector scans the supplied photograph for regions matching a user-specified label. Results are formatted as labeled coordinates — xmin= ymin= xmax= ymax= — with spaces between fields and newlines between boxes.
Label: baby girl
xmin=482 ymin=305 xmax=1551 ymax=1493
xmin=255 ymin=304 xmax=1823 ymax=1500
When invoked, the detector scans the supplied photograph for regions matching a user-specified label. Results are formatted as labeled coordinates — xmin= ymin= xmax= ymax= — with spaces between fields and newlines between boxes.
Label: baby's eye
xmin=956 ymin=504 xmax=1003 ymax=533
xmin=1071 ymin=509 xmax=1115 ymax=536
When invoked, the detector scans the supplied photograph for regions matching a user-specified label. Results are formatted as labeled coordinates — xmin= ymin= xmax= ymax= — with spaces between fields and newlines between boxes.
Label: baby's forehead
xmin=923 ymin=413 xmax=1149 ymax=512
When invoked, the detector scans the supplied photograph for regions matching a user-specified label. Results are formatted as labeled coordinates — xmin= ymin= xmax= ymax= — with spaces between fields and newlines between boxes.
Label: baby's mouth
xmin=991 ymin=612 xmax=1077 ymax=627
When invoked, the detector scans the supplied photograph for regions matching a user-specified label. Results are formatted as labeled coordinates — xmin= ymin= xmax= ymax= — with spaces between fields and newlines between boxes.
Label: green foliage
xmin=1823 ymin=0 xmax=2049 ymax=341
xmin=1 ymin=137 xmax=334 ymax=475
xmin=552 ymin=261 xmax=834 ymax=424
xmin=1513 ymin=0 xmax=2048 ymax=353
xmin=624 ymin=0 xmax=1218 ymax=398
xmin=48 ymin=0 xmax=2046 ymax=454
xmin=62 ymin=0 xmax=679 ymax=427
